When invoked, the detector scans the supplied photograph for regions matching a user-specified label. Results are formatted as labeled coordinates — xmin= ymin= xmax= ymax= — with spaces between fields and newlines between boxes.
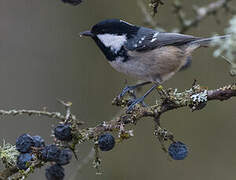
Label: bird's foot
xmin=126 ymin=96 xmax=145 ymax=113
xmin=118 ymin=86 xmax=136 ymax=99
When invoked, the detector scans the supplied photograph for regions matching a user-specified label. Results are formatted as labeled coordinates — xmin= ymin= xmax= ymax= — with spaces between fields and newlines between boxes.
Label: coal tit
xmin=80 ymin=19 xmax=229 ymax=112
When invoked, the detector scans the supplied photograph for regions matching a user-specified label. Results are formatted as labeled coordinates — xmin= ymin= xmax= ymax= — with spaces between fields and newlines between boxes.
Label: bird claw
xmin=118 ymin=82 xmax=151 ymax=99
xmin=126 ymin=97 xmax=145 ymax=113
xmin=141 ymin=101 xmax=147 ymax=107
xmin=118 ymin=86 xmax=137 ymax=99
xmin=118 ymin=86 xmax=131 ymax=98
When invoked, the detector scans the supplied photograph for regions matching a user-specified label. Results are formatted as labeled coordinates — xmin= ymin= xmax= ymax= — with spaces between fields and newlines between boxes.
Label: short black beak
xmin=80 ymin=30 xmax=94 ymax=37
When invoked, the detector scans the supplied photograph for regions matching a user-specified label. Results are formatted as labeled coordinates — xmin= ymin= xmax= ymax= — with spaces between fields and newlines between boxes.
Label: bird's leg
xmin=156 ymin=84 xmax=166 ymax=97
xmin=126 ymin=83 xmax=159 ymax=113
xmin=118 ymin=81 xmax=151 ymax=99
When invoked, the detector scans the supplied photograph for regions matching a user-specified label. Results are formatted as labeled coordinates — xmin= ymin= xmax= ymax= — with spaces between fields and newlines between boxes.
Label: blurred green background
xmin=0 ymin=0 xmax=235 ymax=179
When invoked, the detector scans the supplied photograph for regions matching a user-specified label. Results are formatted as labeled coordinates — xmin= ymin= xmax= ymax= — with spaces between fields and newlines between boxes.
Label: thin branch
xmin=138 ymin=0 xmax=158 ymax=27
xmin=149 ymin=0 xmax=165 ymax=15
xmin=0 ymin=109 xmax=83 ymax=125
xmin=173 ymin=0 xmax=233 ymax=33
xmin=139 ymin=0 xmax=234 ymax=33
xmin=138 ymin=0 xmax=165 ymax=32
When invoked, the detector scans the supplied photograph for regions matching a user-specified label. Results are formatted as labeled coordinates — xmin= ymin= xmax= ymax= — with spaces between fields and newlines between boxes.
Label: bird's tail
xmin=190 ymin=34 xmax=230 ymax=47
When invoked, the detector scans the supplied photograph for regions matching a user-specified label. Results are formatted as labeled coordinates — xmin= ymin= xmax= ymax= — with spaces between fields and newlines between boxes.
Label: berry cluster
xmin=43 ymin=145 xmax=72 ymax=180
xmin=16 ymin=134 xmax=45 ymax=170
xmin=44 ymin=123 xmax=73 ymax=179
xmin=15 ymin=123 xmax=74 ymax=179
xmin=41 ymin=145 xmax=72 ymax=166
xmin=14 ymin=120 xmax=187 ymax=179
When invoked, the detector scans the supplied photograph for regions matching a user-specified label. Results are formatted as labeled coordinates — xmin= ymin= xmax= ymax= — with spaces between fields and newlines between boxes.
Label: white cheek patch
xmin=97 ymin=34 xmax=127 ymax=53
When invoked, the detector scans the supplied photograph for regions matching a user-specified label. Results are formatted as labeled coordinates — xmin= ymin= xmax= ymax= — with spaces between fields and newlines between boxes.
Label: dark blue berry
xmin=61 ymin=0 xmax=82 ymax=6
xmin=56 ymin=148 xmax=72 ymax=166
xmin=98 ymin=133 xmax=115 ymax=151
xmin=41 ymin=144 xmax=61 ymax=161
xmin=54 ymin=124 xmax=72 ymax=141
xmin=32 ymin=135 xmax=45 ymax=148
xmin=45 ymin=164 xmax=64 ymax=180
xmin=17 ymin=153 xmax=34 ymax=170
xmin=168 ymin=141 xmax=188 ymax=160
xmin=16 ymin=134 xmax=34 ymax=153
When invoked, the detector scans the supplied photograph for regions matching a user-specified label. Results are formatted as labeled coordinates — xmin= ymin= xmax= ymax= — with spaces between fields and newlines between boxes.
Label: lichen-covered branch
xmin=0 ymin=83 xmax=235 ymax=179
xmin=208 ymin=86 xmax=236 ymax=100
xmin=79 ymin=83 xmax=236 ymax=139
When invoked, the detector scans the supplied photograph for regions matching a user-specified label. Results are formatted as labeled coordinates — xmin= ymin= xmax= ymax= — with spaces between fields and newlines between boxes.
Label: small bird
xmin=80 ymin=19 xmax=229 ymax=112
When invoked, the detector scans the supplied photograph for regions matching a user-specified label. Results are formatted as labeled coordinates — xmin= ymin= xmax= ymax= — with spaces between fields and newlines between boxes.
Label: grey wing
xmin=125 ymin=27 xmax=200 ymax=52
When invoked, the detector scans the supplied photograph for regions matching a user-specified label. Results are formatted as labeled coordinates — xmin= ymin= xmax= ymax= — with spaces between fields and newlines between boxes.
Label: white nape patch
xmin=97 ymin=34 xmax=127 ymax=53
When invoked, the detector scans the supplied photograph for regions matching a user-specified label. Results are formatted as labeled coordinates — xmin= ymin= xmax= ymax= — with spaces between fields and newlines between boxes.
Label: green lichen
xmin=0 ymin=141 xmax=19 ymax=168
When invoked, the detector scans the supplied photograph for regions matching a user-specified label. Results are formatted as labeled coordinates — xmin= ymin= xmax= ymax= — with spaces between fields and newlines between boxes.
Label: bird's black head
xmin=90 ymin=19 xmax=139 ymax=38
xmin=81 ymin=19 xmax=140 ymax=61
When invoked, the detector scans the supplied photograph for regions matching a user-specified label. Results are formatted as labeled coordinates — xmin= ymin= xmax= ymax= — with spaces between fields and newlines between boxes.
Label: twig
xmin=173 ymin=0 xmax=233 ymax=33
xmin=0 ymin=109 xmax=83 ymax=125
xmin=149 ymin=0 xmax=165 ymax=15
xmin=56 ymin=99 xmax=73 ymax=123
xmin=138 ymin=0 xmax=157 ymax=27
xmin=139 ymin=0 xmax=234 ymax=33
xmin=138 ymin=0 xmax=165 ymax=31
